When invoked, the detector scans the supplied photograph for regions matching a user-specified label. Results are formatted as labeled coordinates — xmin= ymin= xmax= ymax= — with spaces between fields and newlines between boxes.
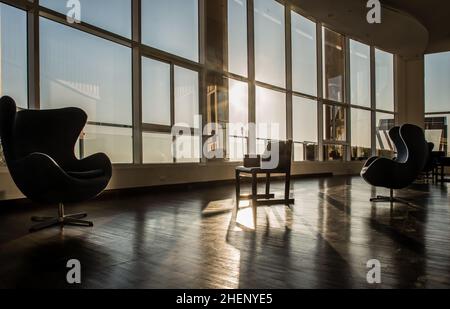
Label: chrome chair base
xmin=30 ymin=203 xmax=93 ymax=233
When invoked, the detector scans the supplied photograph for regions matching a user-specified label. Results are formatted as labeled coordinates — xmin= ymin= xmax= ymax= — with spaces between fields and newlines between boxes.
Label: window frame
xmin=1 ymin=0 xmax=398 ymax=167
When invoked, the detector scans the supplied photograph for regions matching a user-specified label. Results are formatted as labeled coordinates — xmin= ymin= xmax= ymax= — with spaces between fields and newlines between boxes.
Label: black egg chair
xmin=361 ymin=124 xmax=428 ymax=208
xmin=0 ymin=96 xmax=112 ymax=232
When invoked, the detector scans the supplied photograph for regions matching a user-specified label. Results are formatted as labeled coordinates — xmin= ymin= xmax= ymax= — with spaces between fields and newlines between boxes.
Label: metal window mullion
xmin=198 ymin=0 xmax=206 ymax=163
xmin=393 ymin=54 xmax=399 ymax=124
xmin=247 ymin=0 xmax=256 ymax=154
xmin=170 ymin=64 xmax=177 ymax=163
xmin=131 ymin=0 xmax=142 ymax=164
xmin=345 ymin=37 xmax=351 ymax=161
xmin=316 ymin=22 xmax=324 ymax=161
xmin=285 ymin=4 xmax=293 ymax=142
xmin=27 ymin=2 xmax=39 ymax=110
xmin=370 ymin=46 xmax=377 ymax=156
xmin=38 ymin=7 xmax=133 ymax=49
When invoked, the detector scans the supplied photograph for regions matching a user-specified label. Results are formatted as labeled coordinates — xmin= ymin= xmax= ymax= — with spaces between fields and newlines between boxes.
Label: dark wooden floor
xmin=1 ymin=176 xmax=450 ymax=289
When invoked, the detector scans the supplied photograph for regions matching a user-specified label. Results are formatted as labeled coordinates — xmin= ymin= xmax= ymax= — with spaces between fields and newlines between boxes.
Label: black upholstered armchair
xmin=361 ymin=124 xmax=428 ymax=208
xmin=0 ymin=96 xmax=112 ymax=232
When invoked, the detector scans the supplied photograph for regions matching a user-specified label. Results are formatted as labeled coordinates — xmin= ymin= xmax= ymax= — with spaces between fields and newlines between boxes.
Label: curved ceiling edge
xmin=290 ymin=0 xmax=429 ymax=57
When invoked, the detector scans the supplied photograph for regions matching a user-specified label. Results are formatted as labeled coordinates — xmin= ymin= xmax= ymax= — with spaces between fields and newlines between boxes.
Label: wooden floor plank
xmin=0 ymin=176 xmax=449 ymax=289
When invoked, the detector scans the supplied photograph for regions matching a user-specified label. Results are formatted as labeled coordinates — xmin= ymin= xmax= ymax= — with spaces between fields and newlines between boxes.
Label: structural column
xmin=395 ymin=55 xmax=425 ymax=128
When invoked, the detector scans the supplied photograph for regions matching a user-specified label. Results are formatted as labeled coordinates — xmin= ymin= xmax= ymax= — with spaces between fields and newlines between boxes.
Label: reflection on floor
xmin=0 ymin=176 xmax=449 ymax=289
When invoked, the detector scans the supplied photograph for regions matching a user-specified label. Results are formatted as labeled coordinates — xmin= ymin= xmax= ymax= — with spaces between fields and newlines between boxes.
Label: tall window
xmin=323 ymin=105 xmax=346 ymax=142
xmin=350 ymin=40 xmax=371 ymax=107
xmin=254 ymin=0 xmax=285 ymax=88
xmin=143 ymin=132 xmax=173 ymax=164
xmin=174 ymin=66 xmax=199 ymax=129
xmin=376 ymin=112 xmax=395 ymax=157
xmin=142 ymin=58 xmax=171 ymax=126
xmin=3 ymin=0 xmax=399 ymax=167
xmin=228 ymin=78 xmax=248 ymax=161
xmin=322 ymin=26 xmax=347 ymax=161
xmin=40 ymin=18 xmax=133 ymax=163
xmin=375 ymin=49 xmax=394 ymax=112
xmin=323 ymin=27 xmax=345 ymax=102
xmin=425 ymin=52 xmax=450 ymax=156
xmin=173 ymin=66 xmax=201 ymax=162
xmin=0 ymin=3 xmax=27 ymax=109
xmin=323 ymin=104 xmax=347 ymax=161
xmin=40 ymin=0 xmax=132 ymax=38
xmin=142 ymin=0 xmax=199 ymax=62
xmin=351 ymin=108 xmax=371 ymax=160
xmin=291 ymin=12 xmax=317 ymax=96
xmin=293 ymin=97 xmax=318 ymax=161
xmin=256 ymin=86 xmax=286 ymax=153
xmin=228 ymin=0 xmax=248 ymax=77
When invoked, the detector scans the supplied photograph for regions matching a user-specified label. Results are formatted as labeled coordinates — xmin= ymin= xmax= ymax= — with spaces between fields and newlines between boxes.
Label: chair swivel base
xmin=370 ymin=190 xmax=421 ymax=210
xmin=30 ymin=203 xmax=93 ymax=233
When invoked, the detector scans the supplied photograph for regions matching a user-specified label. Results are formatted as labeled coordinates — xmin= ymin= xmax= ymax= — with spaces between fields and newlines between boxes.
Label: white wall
xmin=0 ymin=161 xmax=365 ymax=201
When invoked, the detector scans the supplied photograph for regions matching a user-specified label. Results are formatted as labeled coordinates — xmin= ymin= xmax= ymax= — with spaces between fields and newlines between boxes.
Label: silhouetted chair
xmin=0 ymin=96 xmax=112 ymax=232
xmin=361 ymin=124 xmax=428 ymax=208
xmin=235 ymin=140 xmax=294 ymax=227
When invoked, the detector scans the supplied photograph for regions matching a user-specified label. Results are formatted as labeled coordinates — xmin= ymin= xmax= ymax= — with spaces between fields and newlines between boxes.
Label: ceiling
xmin=291 ymin=0 xmax=450 ymax=56
xmin=382 ymin=0 xmax=450 ymax=53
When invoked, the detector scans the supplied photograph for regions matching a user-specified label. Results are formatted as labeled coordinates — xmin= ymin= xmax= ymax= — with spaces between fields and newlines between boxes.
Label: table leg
xmin=235 ymin=170 xmax=241 ymax=210
xmin=252 ymin=172 xmax=257 ymax=228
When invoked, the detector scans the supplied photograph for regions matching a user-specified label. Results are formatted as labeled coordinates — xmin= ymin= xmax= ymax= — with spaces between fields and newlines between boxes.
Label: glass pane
xmin=229 ymin=79 xmax=248 ymax=137
xmin=293 ymin=96 xmax=317 ymax=143
xmin=254 ymin=0 xmax=285 ymax=88
xmin=40 ymin=18 xmax=132 ymax=163
xmin=256 ymin=86 xmax=286 ymax=140
xmin=350 ymin=40 xmax=371 ymax=107
xmin=174 ymin=66 xmax=199 ymax=128
xmin=375 ymin=49 xmax=394 ymax=112
xmin=0 ymin=3 xmax=27 ymax=109
xmin=175 ymin=135 xmax=201 ymax=163
xmin=205 ymin=72 xmax=227 ymax=159
xmin=351 ymin=108 xmax=371 ymax=161
xmin=294 ymin=142 xmax=318 ymax=162
xmin=425 ymin=52 xmax=450 ymax=113
xmin=142 ymin=0 xmax=199 ymax=62
xmin=40 ymin=18 xmax=132 ymax=126
xmin=143 ymin=132 xmax=173 ymax=164
xmin=256 ymin=139 xmax=268 ymax=155
xmin=294 ymin=143 xmax=304 ymax=161
xmin=228 ymin=136 xmax=247 ymax=161
xmin=376 ymin=113 xmax=395 ymax=157
xmin=228 ymin=0 xmax=248 ymax=77
xmin=292 ymin=12 xmax=317 ymax=96
xmin=40 ymin=0 xmax=131 ymax=38
xmin=323 ymin=27 xmax=345 ymax=102
xmin=323 ymin=105 xmax=346 ymax=142
xmin=142 ymin=57 xmax=171 ymax=126
xmin=78 ymin=125 xmax=133 ymax=164
xmin=425 ymin=114 xmax=449 ymax=156
xmin=228 ymin=79 xmax=248 ymax=161
xmin=323 ymin=144 xmax=346 ymax=161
